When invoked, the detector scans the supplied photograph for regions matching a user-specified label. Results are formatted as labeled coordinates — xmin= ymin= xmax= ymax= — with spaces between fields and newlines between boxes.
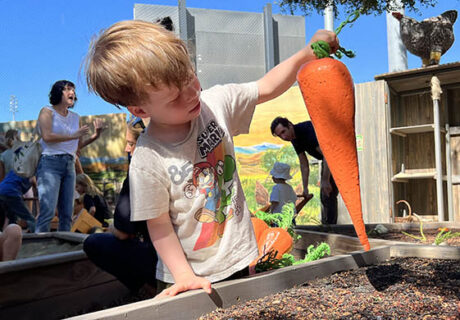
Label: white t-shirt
xmin=130 ymin=82 xmax=259 ymax=283
xmin=270 ymin=183 xmax=298 ymax=213
xmin=40 ymin=106 xmax=80 ymax=156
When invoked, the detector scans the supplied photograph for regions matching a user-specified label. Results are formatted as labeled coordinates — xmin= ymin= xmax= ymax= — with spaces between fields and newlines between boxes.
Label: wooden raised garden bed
xmin=0 ymin=232 xmax=128 ymax=320
xmin=65 ymin=233 xmax=460 ymax=320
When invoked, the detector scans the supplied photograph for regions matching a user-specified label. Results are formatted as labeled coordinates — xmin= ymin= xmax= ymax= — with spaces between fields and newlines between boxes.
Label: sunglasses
xmin=131 ymin=117 xmax=145 ymax=129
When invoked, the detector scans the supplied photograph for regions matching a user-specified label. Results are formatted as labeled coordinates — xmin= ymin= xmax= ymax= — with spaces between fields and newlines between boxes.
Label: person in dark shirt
xmin=271 ymin=117 xmax=339 ymax=224
xmin=75 ymin=173 xmax=112 ymax=226
xmin=0 ymin=170 xmax=36 ymax=232
xmin=83 ymin=117 xmax=157 ymax=294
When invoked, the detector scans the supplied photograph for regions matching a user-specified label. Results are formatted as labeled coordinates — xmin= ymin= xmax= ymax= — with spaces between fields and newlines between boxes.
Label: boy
xmin=85 ymin=20 xmax=338 ymax=297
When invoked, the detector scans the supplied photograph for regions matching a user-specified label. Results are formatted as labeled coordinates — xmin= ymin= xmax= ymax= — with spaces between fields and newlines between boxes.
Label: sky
xmin=1 ymin=0 xmax=459 ymax=123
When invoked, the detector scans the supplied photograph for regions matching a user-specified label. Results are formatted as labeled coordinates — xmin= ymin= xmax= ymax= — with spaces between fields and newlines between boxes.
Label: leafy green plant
xmin=254 ymin=242 xmax=331 ymax=273
xmin=282 ymin=242 xmax=331 ymax=265
xmin=254 ymin=203 xmax=300 ymax=240
xmin=401 ymin=213 xmax=427 ymax=242
xmin=434 ymin=228 xmax=460 ymax=245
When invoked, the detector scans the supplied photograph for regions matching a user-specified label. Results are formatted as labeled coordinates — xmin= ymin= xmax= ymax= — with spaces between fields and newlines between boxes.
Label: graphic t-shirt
xmin=130 ymin=82 xmax=259 ymax=283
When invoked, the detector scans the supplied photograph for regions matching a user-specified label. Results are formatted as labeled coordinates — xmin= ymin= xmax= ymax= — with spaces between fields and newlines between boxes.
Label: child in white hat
xmin=269 ymin=162 xmax=298 ymax=214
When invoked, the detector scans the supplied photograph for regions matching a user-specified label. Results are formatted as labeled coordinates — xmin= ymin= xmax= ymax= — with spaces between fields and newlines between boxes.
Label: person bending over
xmin=271 ymin=117 xmax=339 ymax=224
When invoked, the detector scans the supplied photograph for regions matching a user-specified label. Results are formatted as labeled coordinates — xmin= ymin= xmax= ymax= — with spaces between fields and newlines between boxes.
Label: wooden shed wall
xmin=353 ymin=80 xmax=391 ymax=223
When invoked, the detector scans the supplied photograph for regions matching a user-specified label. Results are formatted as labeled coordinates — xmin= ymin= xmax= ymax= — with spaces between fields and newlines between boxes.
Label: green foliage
xmin=401 ymin=213 xmax=426 ymax=242
xmin=287 ymin=242 xmax=331 ymax=264
xmin=254 ymin=242 xmax=331 ymax=273
xmin=434 ymin=228 xmax=460 ymax=245
xmin=255 ymin=203 xmax=301 ymax=241
xmin=278 ymin=0 xmax=441 ymax=17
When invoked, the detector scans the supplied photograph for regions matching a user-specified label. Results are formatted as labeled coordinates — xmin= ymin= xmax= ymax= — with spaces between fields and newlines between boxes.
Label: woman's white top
xmin=40 ymin=106 xmax=80 ymax=156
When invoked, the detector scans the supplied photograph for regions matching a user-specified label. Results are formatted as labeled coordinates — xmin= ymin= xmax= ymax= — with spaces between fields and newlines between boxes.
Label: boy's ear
xmin=127 ymin=106 xmax=148 ymax=118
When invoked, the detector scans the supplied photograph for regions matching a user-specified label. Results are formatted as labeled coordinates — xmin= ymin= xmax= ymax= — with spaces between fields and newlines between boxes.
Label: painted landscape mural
xmin=233 ymin=86 xmax=321 ymax=224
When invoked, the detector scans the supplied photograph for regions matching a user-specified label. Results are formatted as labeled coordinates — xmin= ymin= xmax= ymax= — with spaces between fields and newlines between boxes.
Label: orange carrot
xmin=249 ymin=227 xmax=293 ymax=272
xmin=251 ymin=217 xmax=270 ymax=243
xmin=297 ymin=57 xmax=370 ymax=251
xmin=257 ymin=227 xmax=293 ymax=259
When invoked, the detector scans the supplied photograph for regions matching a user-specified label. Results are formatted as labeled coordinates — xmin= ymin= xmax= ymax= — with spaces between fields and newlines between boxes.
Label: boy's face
xmin=128 ymin=74 xmax=201 ymax=128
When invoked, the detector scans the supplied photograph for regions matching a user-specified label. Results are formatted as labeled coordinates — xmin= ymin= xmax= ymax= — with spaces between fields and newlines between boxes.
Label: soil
xmin=199 ymin=257 xmax=460 ymax=320
xmin=332 ymin=228 xmax=460 ymax=246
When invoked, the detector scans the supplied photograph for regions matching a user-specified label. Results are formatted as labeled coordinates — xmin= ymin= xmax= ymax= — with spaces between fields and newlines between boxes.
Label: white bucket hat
xmin=270 ymin=162 xmax=292 ymax=180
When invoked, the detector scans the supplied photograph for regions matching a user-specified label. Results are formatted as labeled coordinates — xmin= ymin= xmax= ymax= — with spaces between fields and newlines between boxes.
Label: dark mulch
xmin=199 ymin=257 xmax=460 ymax=320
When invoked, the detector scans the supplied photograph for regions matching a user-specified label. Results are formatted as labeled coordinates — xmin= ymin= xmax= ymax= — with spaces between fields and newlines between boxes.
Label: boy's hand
xmin=156 ymin=274 xmax=212 ymax=298
xmin=307 ymin=29 xmax=339 ymax=55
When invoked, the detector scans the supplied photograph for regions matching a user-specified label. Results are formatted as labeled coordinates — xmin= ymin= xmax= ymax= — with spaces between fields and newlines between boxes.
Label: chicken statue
xmin=392 ymin=10 xmax=457 ymax=67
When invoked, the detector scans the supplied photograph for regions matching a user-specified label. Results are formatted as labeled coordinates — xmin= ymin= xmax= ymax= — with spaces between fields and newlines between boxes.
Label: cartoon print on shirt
xmin=193 ymin=162 xmax=222 ymax=223
xmin=189 ymin=120 xmax=238 ymax=250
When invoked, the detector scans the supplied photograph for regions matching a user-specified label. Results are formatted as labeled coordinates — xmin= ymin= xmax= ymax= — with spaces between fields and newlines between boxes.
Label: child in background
xmin=269 ymin=162 xmax=298 ymax=214
xmin=0 ymin=170 xmax=36 ymax=233
xmin=85 ymin=20 xmax=338 ymax=297
xmin=0 ymin=207 xmax=22 ymax=261
xmin=83 ymin=117 xmax=157 ymax=295
xmin=75 ymin=173 xmax=112 ymax=226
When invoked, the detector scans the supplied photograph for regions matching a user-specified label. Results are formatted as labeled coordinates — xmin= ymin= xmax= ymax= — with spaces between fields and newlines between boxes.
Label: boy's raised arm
xmin=147 ymin=213 xmax=212 ymax=297
xmin=256 ymin=29 xmax=339 ymax=105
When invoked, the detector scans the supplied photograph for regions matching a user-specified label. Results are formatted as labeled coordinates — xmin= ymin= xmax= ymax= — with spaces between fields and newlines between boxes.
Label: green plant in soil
xmin=254 ymin=243 xmax=331 ymax=273
xmin=433 ymin=228 xmax=460 ymax=245
xmin=401 ymin=216 xmax=460 ymax=245
xmin=401 ymin=213 xmax=427 ymax=242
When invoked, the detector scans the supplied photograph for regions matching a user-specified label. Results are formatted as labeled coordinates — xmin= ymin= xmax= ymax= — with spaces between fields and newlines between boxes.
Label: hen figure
xmin=393 ymin=10 xmax=457 ymax=67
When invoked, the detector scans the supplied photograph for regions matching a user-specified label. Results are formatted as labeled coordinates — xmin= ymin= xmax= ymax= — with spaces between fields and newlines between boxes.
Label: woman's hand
xmin=93 ymin=118 xmax=105 ymax=137
xmin=155 ymin=274 xmax=212 ymax=298
xmin=73 ymin=125 xmax=90 ymax=139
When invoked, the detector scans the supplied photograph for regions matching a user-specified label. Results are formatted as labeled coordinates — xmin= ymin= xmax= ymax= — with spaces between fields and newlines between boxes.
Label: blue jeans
xmin=83 ymin=233 xmax=157 ymax=292
xmin=0 ymin=195 xmax=36 ymax=232
xmin=36 ymin=154 xmax=76 ymax=232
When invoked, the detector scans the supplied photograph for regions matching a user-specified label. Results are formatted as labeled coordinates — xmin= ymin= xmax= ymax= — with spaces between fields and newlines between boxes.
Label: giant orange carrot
xmin=297 ymin=56 xmax=370 ymax=251
xmin=251 ymin=217 xmax=270 ymax=243
xmin=249 ymin=227 xmax=293 ymax=273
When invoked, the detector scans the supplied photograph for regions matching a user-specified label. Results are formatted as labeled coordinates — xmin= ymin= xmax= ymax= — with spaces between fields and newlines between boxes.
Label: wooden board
xmin=354 ymin=80 xmax=391 ymax=223
xmin=374 ymin=62 xmax=460 ymax=93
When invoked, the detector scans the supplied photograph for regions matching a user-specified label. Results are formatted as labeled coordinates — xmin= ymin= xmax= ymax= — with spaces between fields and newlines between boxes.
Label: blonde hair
xmin=85 ymin=20 xmax=194 ymax=107
xmin=76 ymin=174 xmax=103 ymax=197
xmin=126 ymin=117 xmax=144 ymax=141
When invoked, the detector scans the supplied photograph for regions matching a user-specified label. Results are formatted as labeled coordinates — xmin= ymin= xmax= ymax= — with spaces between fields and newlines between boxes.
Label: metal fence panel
xmin=133 ymin=4 xmax=305 ymax=89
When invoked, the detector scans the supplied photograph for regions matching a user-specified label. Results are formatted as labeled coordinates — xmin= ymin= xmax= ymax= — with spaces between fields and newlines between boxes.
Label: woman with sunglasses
xmin=84 ymin=117 xmax=157 ymax=295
